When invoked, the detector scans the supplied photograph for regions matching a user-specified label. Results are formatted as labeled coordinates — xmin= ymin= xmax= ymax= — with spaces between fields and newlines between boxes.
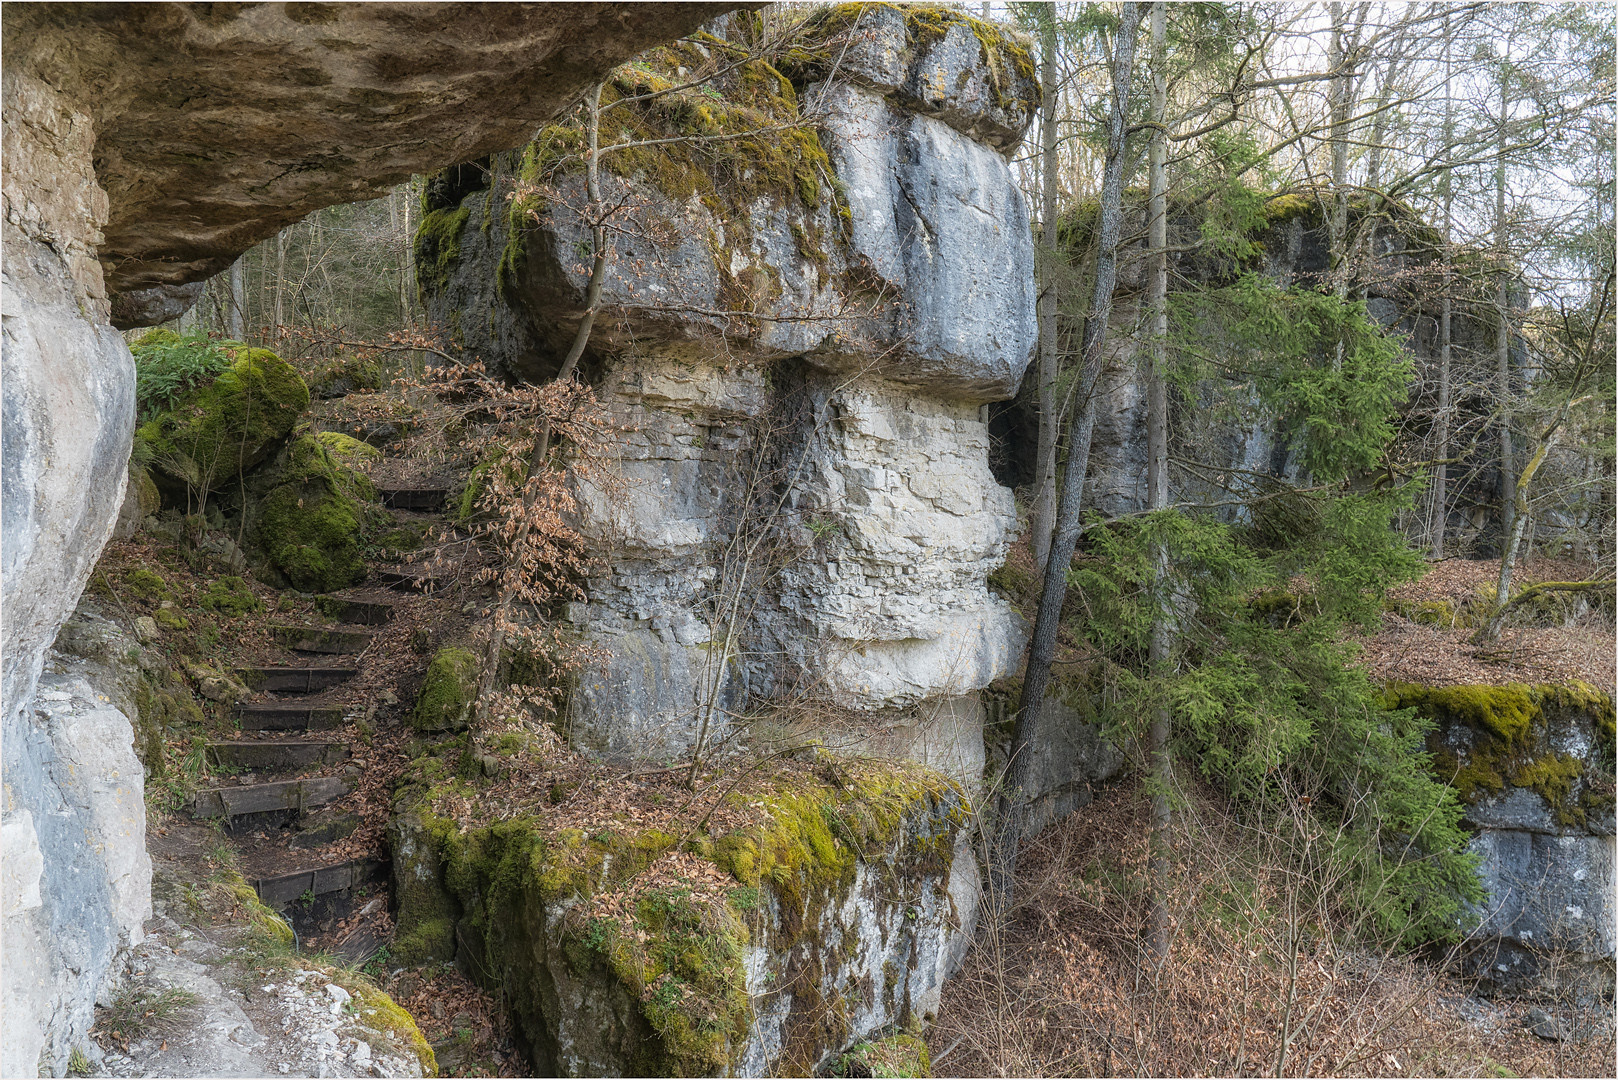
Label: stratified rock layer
xmin=1 ymin=5 xmax=735 ymax=1074
xmin=423 ymin=7 xmax=1039 ymax=762
xmin=5 ymin=1 xmax=732 ymax=311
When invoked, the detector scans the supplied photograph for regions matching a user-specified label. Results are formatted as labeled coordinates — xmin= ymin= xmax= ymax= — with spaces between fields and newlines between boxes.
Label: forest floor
xmin=930 ymin=778 xmax=1616 ymax=1079
xmin=1364 ymin=556 xmax=1615 ymax=692
xmin=931 ymin=548 xmax=1617 ymax=1078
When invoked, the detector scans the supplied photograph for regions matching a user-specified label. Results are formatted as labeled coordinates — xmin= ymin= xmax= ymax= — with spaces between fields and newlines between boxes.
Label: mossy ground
xmin=393 ymin=750 xmax=965 ymax=1076
xmin=1386 ymin=681 xmax=1616 ymax=827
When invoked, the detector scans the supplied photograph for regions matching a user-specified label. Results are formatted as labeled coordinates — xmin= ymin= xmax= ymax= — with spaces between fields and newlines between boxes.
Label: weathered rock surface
xmin=1 ymin=5 xmax=741 ymax=1072
xmin=4 ymin=1 xmax=735 ymax=313
xmin=2 ymin=670 xmax=150 ymax=1078
xmin=393 ymin=765 xmax=976 ymax=1077
xmin=1389 ymin=682 xmax=1617 ymax=997
xmin=424 ymin=8 xmax=1038 ymax=762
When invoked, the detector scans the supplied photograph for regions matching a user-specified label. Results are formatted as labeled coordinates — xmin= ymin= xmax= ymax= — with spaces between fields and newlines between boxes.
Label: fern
xmin=130 ymin=330 xmax=236 ymax=423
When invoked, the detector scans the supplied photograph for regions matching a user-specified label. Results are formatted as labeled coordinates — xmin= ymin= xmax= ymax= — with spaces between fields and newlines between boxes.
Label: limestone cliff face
xmin=420 ymin=7 xmax=1039 ymax=761
xmin=1 ymin=6 xmax=732 ymax=1073
xmin=1389 ymin=683 xmax=1616 ymax=997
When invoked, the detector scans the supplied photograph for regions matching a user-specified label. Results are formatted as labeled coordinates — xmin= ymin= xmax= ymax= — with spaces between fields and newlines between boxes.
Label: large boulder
xmin=252 ymin=433 xmax=382 ymax=593
xmin=392 ymin=758 xmax=976 ymax=1076
xmin=423 ymin=7 xmax=1039 ymax=762
xmin=135 ymin=341 xmax=309 ymax=497
xmin=1388 ymin=681 xmax=1616 ymax=997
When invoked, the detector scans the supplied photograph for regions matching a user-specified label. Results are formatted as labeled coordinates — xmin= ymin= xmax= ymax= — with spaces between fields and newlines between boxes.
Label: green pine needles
xmin=1070 ymin=277 xmax=1480 ymax=948
xmin=1074 ymin=506 xmax=1480 ymax=948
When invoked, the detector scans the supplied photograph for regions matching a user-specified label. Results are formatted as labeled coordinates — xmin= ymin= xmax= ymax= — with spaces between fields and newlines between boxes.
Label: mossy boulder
xmin=393 ymin=758 xmax=974 ymax=1076
xmin=314 ymin=429 xmax=383 ymax=470
xmin=1386 ymin=681 xmax=1616 ymax=831
xmin=310 ymin=354 xmax=386 ymax=399
xmin=253 ymin=434 xmax=382 ymax=593
xmin=199 ymin=575 xmax=263 ymax=617
xmin=135 ymin=346 xmax=309 ymax=496
xmin=411 ymin=647 xmax=480 ymax=732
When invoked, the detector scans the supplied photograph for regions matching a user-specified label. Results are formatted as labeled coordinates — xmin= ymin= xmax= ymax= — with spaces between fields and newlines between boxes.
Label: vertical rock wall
xmin=420 ymin=8 xmax=1040 ymax=769
xmin=1 ymin=64 xmax=148 ymax=1080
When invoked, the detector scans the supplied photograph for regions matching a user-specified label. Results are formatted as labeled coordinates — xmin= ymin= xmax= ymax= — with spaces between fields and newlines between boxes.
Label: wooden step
xmin=235 ymin=666 xmax=357 ymax=693
xmin=192 ymin=776 xmax=351 ymax=820
xmin=268 ymin=624 xmax=374 ymax=654
xmin=253 ymin=858 xmax=388 ymax=908
xmin=314 ymin=597 xmax=395 ymax=626
xmin=234 ymin=701 xmax=345 ymax=731
xmin=209 ymin=740 xmax=349 ymax=772
xmin=374 ymin=565 xmax=445 ymax=592
xmin=379 ymin=487 xmax=449 ymax=512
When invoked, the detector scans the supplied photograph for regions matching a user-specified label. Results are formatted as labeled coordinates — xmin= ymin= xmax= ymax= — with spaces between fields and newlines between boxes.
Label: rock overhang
xmin=4 ymin=1 xmax=743 ymax=324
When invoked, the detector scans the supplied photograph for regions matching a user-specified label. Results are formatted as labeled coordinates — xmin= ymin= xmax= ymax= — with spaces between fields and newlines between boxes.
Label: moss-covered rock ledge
xmin=1387 ymin=681 xmax=1615 ymax=996
xmin=390 ymin=754 xmax=977 ymax=1076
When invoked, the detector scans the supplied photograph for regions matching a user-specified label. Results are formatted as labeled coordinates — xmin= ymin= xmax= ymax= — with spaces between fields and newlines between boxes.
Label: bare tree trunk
xmin=991 ymin=0 xmax=1143 ymax=914
xmin=1030 ymin=6 xmax=1061 ymax=567
xmin=1144 ymin=0 xmax=1172 ymax=966
xmin=1494 ymin=72 xmax=1517 ymax=605
xmin=476 ymin=83 xmax=608 ymax=715
xmin=1326 ymin=2 xmax=1356 ymax=372
xmin=228 ymin=257 xmax=246 ymax=339
xmin=1431 ymin=18 xmax=1453 ymax=560
xmin=273 ymin=230 xmax=287 ymax=335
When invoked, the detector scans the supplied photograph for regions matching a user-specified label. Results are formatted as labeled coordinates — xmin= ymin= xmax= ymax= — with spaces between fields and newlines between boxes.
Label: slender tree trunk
xmin=1431 ymin=20 xmax=1453 ymax=560
xmin=273 ymin=230 xmax=287 ymax=335
xmin=1031 ymin=7 xmax=1061 ymax=567
xmin=1326 ymin=3 xmax=1356 ymax=372
xmin=1494 ymin=72 xmax=1517 ymax=605
xmin=991 ymin=0 xmax=1143 ymax=913
xmin=476 ymin=83 xmax=608 ymax=715
xmin=1144 ymin=0 xmax=1172 ymax=966
xmin=228 ymin=257 xmax=246 ymax=339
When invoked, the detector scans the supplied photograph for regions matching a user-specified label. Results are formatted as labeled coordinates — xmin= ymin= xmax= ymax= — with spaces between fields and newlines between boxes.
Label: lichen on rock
xmin=391 ymin=756 xmax=976 ymax=1076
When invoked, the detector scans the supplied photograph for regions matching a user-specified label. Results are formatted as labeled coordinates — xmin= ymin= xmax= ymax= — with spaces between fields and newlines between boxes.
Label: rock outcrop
xmin=1 ymin=5 xmax=737 ymax=1073
xmin=1387 ymin=682 xmax=1616 ymax=997
xmin=420 ymin=6 xmax=1039 ymax=764
xmin=3 ymin=613 xmax=152 ymax=1077
xmin=392 ymin=759 xmax=975 ymax=1077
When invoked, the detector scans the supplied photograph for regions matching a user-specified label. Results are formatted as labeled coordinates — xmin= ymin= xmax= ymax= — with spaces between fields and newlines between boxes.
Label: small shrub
xmin=130 ymin=330 xmax=234 ymax=423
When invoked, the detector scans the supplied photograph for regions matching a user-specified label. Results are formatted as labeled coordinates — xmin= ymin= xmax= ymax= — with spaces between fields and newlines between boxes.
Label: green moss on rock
xmin=200 ymin=575 xmax=263 ymax=616
xmin=396 ymin=758 xmax=963 ymax=1076
xmin=414 ymin=204 xmax=472 ymax=298
xmin=1387 ymin=681 xmax=1617 ymax=828
xmin=254 ymin=434 xmax=381 ymax=592
xmin=411 ymin=647 xmax=480 ymax=732
xmin=136 ymin=346 xmax=309 ymax=494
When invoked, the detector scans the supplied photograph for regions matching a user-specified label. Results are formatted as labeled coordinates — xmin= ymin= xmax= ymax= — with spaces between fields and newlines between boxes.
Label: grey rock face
xmin=1463 ymin=829 xmax=1614 ymax=998
xmin=427 ymin=13 xmax=1038 ymax=765
xmin=2 ymin=672 xmax=151 ymax=1079
xmin=1420 ymin=689 xmax=1617 ymax=997
xmin=396 ymin=783 xmax=975 ymax=1078
xmin=0 ymin=7 xmax=748 ymax=1073
xmin=2 ymin=2 xmax=733 ymax=313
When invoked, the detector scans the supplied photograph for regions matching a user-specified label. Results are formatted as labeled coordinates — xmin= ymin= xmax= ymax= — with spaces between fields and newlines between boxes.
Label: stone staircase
xmin=192 ymin=480 xmax=456 ymax=959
